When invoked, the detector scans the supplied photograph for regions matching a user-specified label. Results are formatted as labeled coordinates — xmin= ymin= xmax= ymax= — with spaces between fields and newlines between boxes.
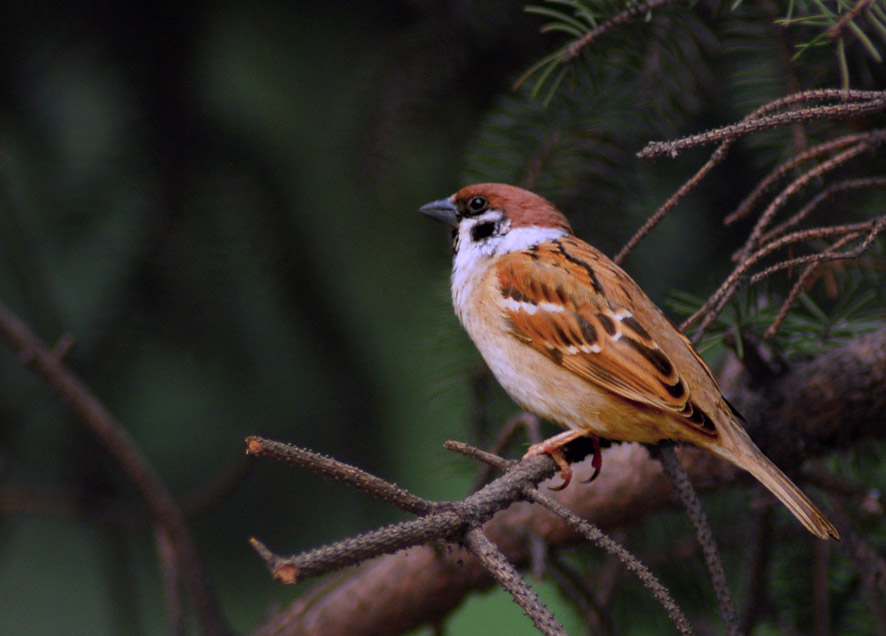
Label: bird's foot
xmin=523 ymin=429 xmax=587 ymax=490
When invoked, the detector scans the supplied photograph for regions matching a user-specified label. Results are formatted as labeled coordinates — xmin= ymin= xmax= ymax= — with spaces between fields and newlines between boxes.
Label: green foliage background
xmin=0 ymin=1 xmax=883 ymax=635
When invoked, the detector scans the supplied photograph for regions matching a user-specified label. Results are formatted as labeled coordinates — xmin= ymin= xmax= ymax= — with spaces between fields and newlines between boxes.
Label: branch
xmin=0 ymin=300 xmax=230 ymax=636
xmin=656 ymin=444 xmax=739 ymax=636
xmin=251 ymin=327 xmax=886 ymax=636
xmin=638 ymin=90 xmax=886 ymax=159
xmin=561 ymin=0 xmax=682 ymax=62
xmin=464 ymin=529 xmax=568 ymax=636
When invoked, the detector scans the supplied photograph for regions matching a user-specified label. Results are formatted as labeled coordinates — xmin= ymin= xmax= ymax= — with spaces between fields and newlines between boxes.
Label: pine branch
xmin=638 ymin=90 xmax=886 ymax=159
xmin=251 ymin=328 xmax=886 ymax=636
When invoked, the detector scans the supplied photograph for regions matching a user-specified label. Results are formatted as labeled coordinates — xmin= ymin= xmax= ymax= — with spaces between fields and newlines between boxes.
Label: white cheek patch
xmin=497 ymin=226 xmax=568 ymax=253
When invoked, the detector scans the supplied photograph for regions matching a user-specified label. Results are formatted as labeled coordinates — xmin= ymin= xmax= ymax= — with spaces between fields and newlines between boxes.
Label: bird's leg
xmin=581 ymin=434 xmax=602 ymax=483
xmin=523 ymin=429 xmax=586 ymax=490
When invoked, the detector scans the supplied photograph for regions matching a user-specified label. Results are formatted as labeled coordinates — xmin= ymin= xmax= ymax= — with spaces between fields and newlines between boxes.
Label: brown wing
xmin=498 ymin=237 xmax=717 ymax=435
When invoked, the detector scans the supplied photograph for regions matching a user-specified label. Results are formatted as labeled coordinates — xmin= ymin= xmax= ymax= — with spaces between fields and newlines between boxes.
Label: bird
xmin=420 ymin=183 xmax=839 ymax=540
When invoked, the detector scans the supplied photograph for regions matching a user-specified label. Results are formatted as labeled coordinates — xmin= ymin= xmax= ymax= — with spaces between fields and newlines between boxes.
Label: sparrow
xmin=420 ymin=183 xmax=838 ymax=540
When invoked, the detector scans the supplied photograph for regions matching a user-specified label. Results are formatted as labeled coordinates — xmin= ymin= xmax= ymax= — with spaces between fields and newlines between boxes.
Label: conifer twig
xmin=465 ymin=529 xmax=568 ymax=636
xmin=639 ymin=90 xmax=886 ymax=159
xmin=561 ymin=0 xmax=682 ymax=62
xmin=656 ymin=443 xmax=741 ymax=636
xmin=827 ymin=0 xmax=877 ymax=40
xmin=724 ymin=134 xmax=870 ymax=226
xmin=615 ymin=141 xmax=731 ymax=264
xmin=527 ymin=488 xmax=695 ymax=636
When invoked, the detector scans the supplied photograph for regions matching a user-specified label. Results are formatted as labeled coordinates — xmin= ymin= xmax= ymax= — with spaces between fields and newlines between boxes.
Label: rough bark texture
xmin=253 ymin=327 xmax=886 ymax=636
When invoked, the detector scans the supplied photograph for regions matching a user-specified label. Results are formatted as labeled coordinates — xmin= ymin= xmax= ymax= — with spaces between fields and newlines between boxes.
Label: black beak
xmin=419 ymin=198 xmax=458 ymax=226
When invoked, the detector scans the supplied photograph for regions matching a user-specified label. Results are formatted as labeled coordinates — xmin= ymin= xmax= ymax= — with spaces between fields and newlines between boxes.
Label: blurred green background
xmin=3 ymin=1 xmax=881 ymax=635
xmin=0 ymin=2 xmax=579 ymax=633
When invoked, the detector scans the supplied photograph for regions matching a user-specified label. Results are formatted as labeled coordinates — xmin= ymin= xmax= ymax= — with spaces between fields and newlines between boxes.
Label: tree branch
xmin=252 ymin=327 xmax=886 ymax=636
xmin=0 ymin=300 xmax=230 ymax=636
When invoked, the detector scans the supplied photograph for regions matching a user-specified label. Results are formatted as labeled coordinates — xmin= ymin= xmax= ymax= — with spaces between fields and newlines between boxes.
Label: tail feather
xmin=718 ymin=429 xmax=839 ymax=540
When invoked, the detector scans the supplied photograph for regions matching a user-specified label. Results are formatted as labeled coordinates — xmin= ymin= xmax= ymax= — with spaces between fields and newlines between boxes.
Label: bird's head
xmin=420 ymin=183 xmax=573 ymax=258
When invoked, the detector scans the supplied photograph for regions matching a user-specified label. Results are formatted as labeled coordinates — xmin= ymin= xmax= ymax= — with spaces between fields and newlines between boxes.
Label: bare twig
xmin=827 ymin=0 xmax=877 ymax=40
xmin=656 ymin=443 xmax=741 ymax=636
xmin=627 ymin=97 xmax=885 ymax=264
xmin=464 ymin=529 xmax=568 ymax=636
xmin=527 ymin=488 xmax=695 ymax=636
xmin=451 ymin=438 xmax=694 ymax=634
xmin=725 ymin=134 xmax=869 ymax=225
xmin=246 ymin=436 xmax=434 ymax=515
xmin=763 ymin=258 xmax=823 ymax=338
xmin=561 ymin=0 xmax=682 ymax=62
xmin=615 ymin=141 xmax=731 ymax=264
xmin=736 ymin=134 xmax=886 ymax=261
xmin=750 ymin=218 xmax=886 ymax=285
xmin=639 ymin=90 xmax=886 ymax=159
xmin=0 ymin=299 xmax=229 ymax=635
xmin=248 ymin=447 xmax=558 ymax=584
xmin=545 ymin=555 xmax=611 ymax=634
xmin=679 ymin=219 xmax=884 ymax=338
xmin=471 ymin=412 xmax=541 ymax=490
xmin=757 ymin=176 xmax=886 ymax=246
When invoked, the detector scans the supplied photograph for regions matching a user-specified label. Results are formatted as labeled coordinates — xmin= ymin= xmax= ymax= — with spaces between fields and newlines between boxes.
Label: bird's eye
xmin=466 ymin=196 xmax=488 ymax=214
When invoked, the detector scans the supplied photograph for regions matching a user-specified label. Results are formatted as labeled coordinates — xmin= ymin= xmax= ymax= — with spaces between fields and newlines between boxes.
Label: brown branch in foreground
xmin=447 ymin=440 xmax=695 ymax=636
xmin=464 ymin=528 xmax=568 ymax=636
xmin=248 ymin=449 xmax=557 ymax=584
xmin=246 ymin=436 xmax=434 ymax=515
xmin=251 ymin=328 xmax=886 ymax=636
xmin=525 ymin=486 xmax=694 ymax=636
xmin=250 ymin=436 xmax=693 ymax=635
xmin=0 ymin=300 xmax=229 ymax=636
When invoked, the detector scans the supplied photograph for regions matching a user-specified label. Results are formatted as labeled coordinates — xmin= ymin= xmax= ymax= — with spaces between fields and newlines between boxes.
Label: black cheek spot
xmin=471 ymin=222 xmax=496 ymax=242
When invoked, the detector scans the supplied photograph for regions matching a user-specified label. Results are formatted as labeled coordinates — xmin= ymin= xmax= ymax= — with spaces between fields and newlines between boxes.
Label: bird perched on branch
xmin=421 ymin=183 xmax=838 ymax=540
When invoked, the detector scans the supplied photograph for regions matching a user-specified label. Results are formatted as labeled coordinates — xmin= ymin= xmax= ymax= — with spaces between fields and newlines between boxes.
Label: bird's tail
xmin=717 ymin=426 xmax=839 ymax=540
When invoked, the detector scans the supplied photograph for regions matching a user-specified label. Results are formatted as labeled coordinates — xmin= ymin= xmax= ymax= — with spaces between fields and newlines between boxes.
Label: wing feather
xmin=498 ymin=238 xmax=693 ymax=417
